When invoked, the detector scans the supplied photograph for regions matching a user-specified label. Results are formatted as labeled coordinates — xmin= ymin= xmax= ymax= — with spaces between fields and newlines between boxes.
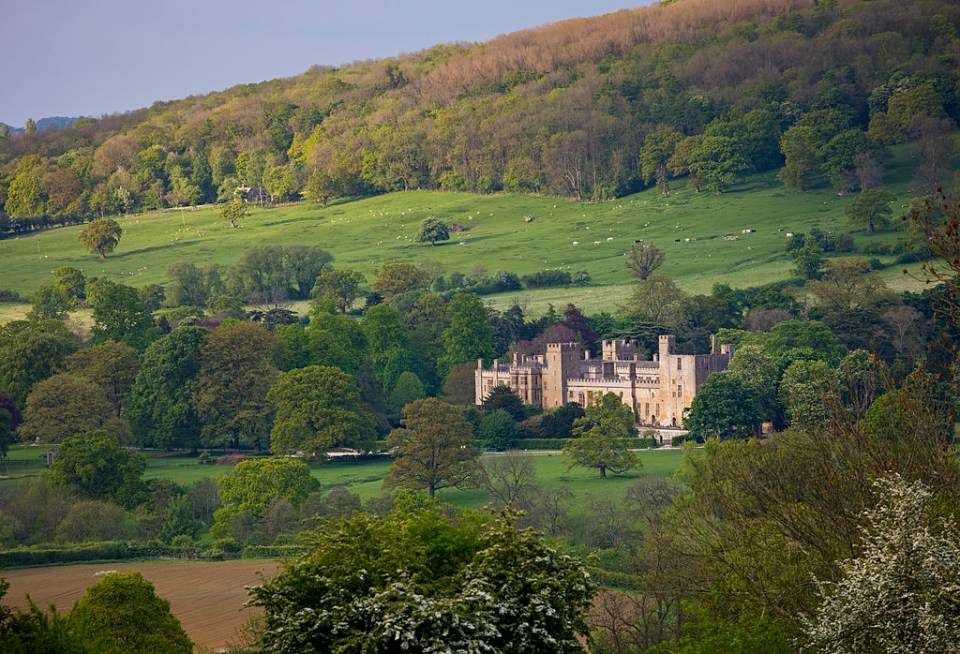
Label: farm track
xmin=2 ymin=559 xmax=281 ymax=651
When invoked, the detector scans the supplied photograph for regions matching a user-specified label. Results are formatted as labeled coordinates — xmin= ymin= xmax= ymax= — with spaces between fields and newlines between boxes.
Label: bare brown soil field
xmin=2 ymin=560 xmax=281 ymax=651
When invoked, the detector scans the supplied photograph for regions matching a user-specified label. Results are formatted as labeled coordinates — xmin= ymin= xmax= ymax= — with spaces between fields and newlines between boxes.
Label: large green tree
xmin=441 ymin=292 xmax=494 ymax=377
xmin=48 ymin=429 xmax=146 ymax=507
xmin=78 ymin=217 xmax=123 ymax=260
xmin=89 ymin=282 xmax=157 ymax=350
xmin=66 ymin=341 xmax=140 ymax=419
xmin=0 ymin=320 xmax=79 ymax=407
xmin=385 ymin=397 xmax=480 ymax=498
xmin=212 ymin=457 xmax=320 ymax=538
xmin=564 ymin=392 xmax=638 ymax=479
xmin=193 ymin=322 xmax=277 ymax=450
xmin=19 ymin=372 xmax=129 ymax=444
xmin=845 ymin=187 xmax=895 ymax=233
xmin=311 ymin=267 xmax=366 ymax=314
xmin=68 ymin=571 xmax=192 ymax=654
xmin=684 ymin=373 xmax=763 ymax=440
xmin=127 ymin=327 xmax=208 ymax=450
xmin=250 ymin=508 xmax=593 ymax=654
xmin=415 ymin=217 xmax=450 ymax=245
xmin=267 ymin=365 xmax=376 ymax=456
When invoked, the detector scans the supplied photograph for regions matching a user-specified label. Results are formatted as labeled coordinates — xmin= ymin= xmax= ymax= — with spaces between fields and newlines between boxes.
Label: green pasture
xmin=4 ymin=445 xmax=686 ymax=512
xmin=0 ymin=150 xmax=925 ymax=316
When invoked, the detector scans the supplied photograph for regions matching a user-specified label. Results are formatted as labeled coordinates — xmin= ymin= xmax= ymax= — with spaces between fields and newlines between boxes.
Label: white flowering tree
xmin=802 ymin=475 xmax=960 ymax=653
xmin=250 ymin=507 xmax=593 ymax=653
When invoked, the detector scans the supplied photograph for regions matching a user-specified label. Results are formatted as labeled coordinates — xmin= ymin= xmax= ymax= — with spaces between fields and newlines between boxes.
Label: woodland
xmin=2 ymin=0 xmax=960 ymax=652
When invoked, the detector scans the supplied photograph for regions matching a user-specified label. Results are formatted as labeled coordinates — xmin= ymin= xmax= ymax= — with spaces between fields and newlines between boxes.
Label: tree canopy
xmin=48 ymin=430 xmax=146 ymax=507
xmin=68 ymin=571 xmax=192 ymax=654
xmin=250 ymin=508 xmax=593 ymax=654
xmin=77 ymin=218 xmax=123 ymax=260
xmin=564 ymin=392 xmax=639 ymax=479
xmin=384 ymin=397 xmax=480 ymax=497
xmin=267 ymin=365 xmax=376 ymax=456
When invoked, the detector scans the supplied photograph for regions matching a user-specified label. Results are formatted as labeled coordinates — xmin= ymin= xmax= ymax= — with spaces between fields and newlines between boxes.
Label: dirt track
xmin=2 ymin=560 xmax=281 ymax=651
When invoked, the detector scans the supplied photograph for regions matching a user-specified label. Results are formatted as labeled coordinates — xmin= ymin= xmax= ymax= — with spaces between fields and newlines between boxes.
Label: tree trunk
xmin=599 ymin=465 xmax=607 ymax=479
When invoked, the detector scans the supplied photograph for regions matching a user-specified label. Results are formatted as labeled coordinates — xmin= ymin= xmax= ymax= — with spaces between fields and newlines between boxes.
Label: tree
xmin=845 ymin=187 xmax=895 ymax=233
xmin=689 ymin=136 xmax=749 ymax=193
xmin=479 ymin=409 xmax=518 ymax=451
xmin=193 ymin=322 xmax=277 ymax=450
xmin=481 ymin=384 xmax=526 ymax=421
xmin=305 ymin=310 xmax=368 ymax=372
xmin=212 ymin=457 xmax=320 ymax=539
xmin=371 ymin=261 xmax=431 ymax=299
xmin=802 ymin=475 xmax=960 ymax=654
xmin=778 ymin=125 xmax=822 ymax=191
xmin=66 ymin=341 xmax=140 ymax=419
xmin=684 ymin=373 xmax=763 ymax=440
xmin=792 ymin=240 xmax=825 ymax=280
xmin=127 ymin=327 xmax=208 ymax=450
xmin=48 ymin=430 xmax=146 ymax=507
xmin=78 ymin=218 xmax=123 ymax=260
xmin=27 ymin=284 xmax=72 ymax=321
xmin=565 ymin=392 xmax=638 ymax=479
xmin=640 ymin=127 xmax=684 ymax=195
xmin=219 ymin=196 xmax=247 ymax=228
xmin=623 ymin=274 xmax=687 ymax=326
xmin=165 ymin=261 xmax=214 ymax=307
xmin=625 ymin=240 xmax=666 ymax=280
xmin=249 ymin=508 xmax=593 ymax=654
xmin=284 ymin=245 xmax=334 ymax=299
xmin=441 ymin=292 xmax=494 ymax=376
xmin=779 ymin=359 xmax=842 ymax=431
xmin=19 ymin=372 xmax=128 ymax=444
xmin=311 ymin=267 xmax=366 ymax=314
xmin=89 ymin=282 xmax=156 ymax=350
xmin=416 ymin=217 xmax=450 ymax=245
xmin=68 ymin=571 xmax=192 ymax=654
xmin=807 ymin=258 xmax=895 ymax=312
xmin=0 ymin=393 xmax=22 ymax=460
xmin=0 ymin=319 xmax=79 ymax=407
xmin=479 ymin=451 xmax=538 ymax=507
xmin=389 ymin=370 xmax=426 ymax=412
xmin=267 ymin=365 xmax=376 ymax=457
xmin=384 ymin=397 xmax=480 ymax=497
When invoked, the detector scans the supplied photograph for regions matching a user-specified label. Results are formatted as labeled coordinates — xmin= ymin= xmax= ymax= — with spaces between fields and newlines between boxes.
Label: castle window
xmin=677 ymin=384 xmax=682 ymax=396
xmin=677 ymin=358 xmax=682 ymax=371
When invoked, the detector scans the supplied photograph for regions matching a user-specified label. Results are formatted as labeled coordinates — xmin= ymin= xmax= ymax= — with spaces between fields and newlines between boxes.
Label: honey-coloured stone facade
xmin=475 ymin=336 xmax=734 ymax=427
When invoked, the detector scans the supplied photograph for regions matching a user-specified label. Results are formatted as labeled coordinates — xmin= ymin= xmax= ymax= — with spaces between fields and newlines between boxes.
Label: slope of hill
xmin=0 ymin=0 xmax=956 ymax=304
xmin=0 ymin=145 xmax=926 ymax=316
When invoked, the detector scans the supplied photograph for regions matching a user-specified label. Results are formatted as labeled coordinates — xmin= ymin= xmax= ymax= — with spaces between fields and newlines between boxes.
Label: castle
xmin=475 ymin=335 xmax=734 ymax=427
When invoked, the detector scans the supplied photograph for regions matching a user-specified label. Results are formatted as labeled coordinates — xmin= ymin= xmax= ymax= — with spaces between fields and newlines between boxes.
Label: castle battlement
xmin=476 ymin=337 xmax=734 ymax=428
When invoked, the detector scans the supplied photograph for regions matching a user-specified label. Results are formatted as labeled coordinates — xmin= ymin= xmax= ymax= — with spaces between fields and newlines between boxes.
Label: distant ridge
xmin=0 ymin=116 xmax=86 ymax=134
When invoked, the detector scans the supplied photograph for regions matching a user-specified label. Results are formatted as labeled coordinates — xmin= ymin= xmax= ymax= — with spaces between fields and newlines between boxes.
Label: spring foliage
xmin=250 ymin=508 xmax=594 ymax=653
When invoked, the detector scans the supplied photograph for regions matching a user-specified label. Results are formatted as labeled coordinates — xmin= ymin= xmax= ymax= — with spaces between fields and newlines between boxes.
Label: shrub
xmin=522 ymin=270 xmax=572 ymax=288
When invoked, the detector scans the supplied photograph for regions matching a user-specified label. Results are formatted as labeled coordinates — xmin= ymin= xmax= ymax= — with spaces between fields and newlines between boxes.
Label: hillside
xmin=0 ymin=0 xmax=957 ymax=301
xmin=0 ymin=144 xmax=927 ymax=317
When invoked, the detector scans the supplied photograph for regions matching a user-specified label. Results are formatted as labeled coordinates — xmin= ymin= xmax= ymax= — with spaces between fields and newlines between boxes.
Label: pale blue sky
xmin=2 ymin=1 xmax=656 ymax=127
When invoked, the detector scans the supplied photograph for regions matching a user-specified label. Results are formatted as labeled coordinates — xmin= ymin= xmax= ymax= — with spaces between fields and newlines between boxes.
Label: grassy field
xmin=0 ymin=150 xmax=926 ymax=316
xmin=5 ymin=445 xmax=687 ymax=512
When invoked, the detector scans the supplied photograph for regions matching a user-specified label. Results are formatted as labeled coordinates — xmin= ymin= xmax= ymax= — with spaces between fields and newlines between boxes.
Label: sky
xmin=2 ymin=0 xmax=657 ymax=127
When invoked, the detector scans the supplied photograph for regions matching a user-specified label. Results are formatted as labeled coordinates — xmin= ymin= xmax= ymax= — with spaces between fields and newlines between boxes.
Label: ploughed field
xmin=3 ymin=560 xmax=279 ymax=651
